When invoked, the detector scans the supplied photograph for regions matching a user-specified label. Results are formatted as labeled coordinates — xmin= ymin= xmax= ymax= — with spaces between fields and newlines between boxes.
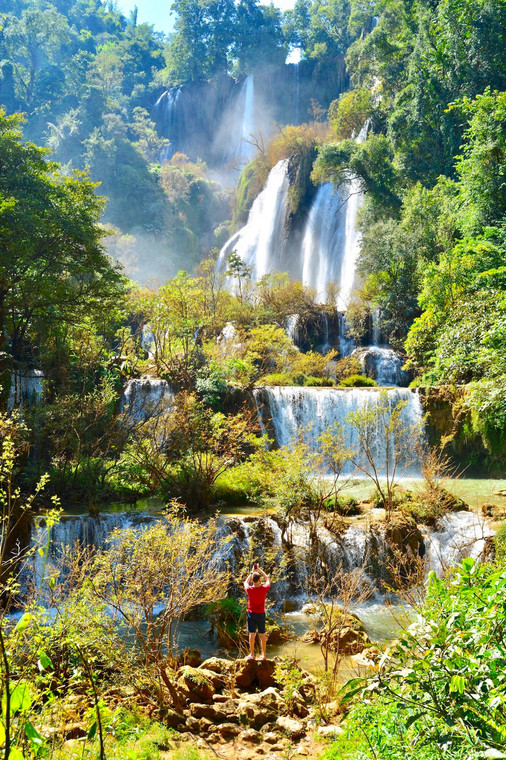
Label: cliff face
xmin=153 ymin=59 xmax=349 ymax=169
xmin=418 ymin=386 xmax=500 ymax=475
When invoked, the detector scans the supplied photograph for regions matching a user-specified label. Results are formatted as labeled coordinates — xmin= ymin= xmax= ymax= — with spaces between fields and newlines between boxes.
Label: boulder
xmin=262 ymin=731 xmax=282 ymax=744
xmin=189 ymin=700 xmax=238 ymax=723
xmin=164 ymin=709 xmax=185 ymax=728
xmin=240 ymin=728 xmax=262 ymax=744
xmin=237 ymin=688 xmax=284 ymax=729
xmin=317 ymin=724 xmax=344 ymax=739
xmin=300 ymin=612 xmax=371 ymax=655
xmin=234 ymin=658 xmax=258 ymax=689
xmin=177 ymin=666 xmax=215 ymax=703
xmin=217 ymin=722 xmax=242 ymax=738
xmin=199 ymin=657 xmax=234 ymax=676
xmin=275 ymin=716 xmax=305 ymax=739
xmin=63 ymin=723 xmax=87 ymax=740
xmin=257 ymin=659 xmax=277 ymax=689
xmin=266 ymin=621 xmax=292 ymax=645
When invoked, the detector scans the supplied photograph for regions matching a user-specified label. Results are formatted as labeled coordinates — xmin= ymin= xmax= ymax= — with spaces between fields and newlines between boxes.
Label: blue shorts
xmin=247 ymin=612 xmax=266 ymax=634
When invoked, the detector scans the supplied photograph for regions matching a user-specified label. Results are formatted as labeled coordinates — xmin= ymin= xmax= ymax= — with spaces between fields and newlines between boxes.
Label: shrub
xmin=305 ymin=376 xmax=335 ymax=387
xmin=339 ymin=374 xmax=378 ymax=387
xmin=336 ymin=559 xmax=506 ymax=759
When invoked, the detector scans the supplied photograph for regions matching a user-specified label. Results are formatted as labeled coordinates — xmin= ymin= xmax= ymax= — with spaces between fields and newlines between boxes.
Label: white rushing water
xmin=352 ymin=346 xmax=410 ymax=387
xmin=154 ymin=86 xmax=181 ymax=159
xmin=301 ymin=183 xmax=348 ymax=300
xmin=254 ymin=386 xmax=425 ymax=476
xmin=421 ymin=511 xmax=495 ymax=577
xmin=121 ymin=377 xmax=174 ymax=422
xmin=8 ymin=369 xmax=44 ymax=410
xmin=301 ymin=121 xmax=368 ymax=307
xmin=218 ymin=159 xmax=290 ymax=281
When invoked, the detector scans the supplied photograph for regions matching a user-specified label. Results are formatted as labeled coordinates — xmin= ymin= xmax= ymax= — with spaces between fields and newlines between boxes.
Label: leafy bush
xmin=305 ymin=376 xmax=335 ymax=387
xmin=206 ymin=596 xmax=246 ymax=648
xmin=338 ymin=375 xmax=378 ymax=387
xmin=336 ymin=559 xmax=506 ymax=759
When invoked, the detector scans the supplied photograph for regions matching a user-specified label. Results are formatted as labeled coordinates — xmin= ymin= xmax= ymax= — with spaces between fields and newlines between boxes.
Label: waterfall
xmin=294 ymin=62 xmax=300 ymax=125
xmin=218 ymin=159 xmax=290 ymax=281
xmin=421 ymin=512 xmax=494 ymax=577
xmin=121 ymin=377 xmax=174 ymax=422
xmin=254 ymin=386 xmax=425 ymax=476
xmin=223 ymin=75 xmax=256 ymax=167
xmin=300 ymin=122 xmax=368 ymax=308
xmin=8 ymin=369 xmax=44 ymax=410
xmin=301 ymin=183 xmax=348 ymax=300
xmin=154 ymin=87 xmax=181 ymax=159
xmin=339 ymin=121 xmax=369 ymax=307
xmin=24 ymin=512 xmax=152 ymax=597
xmin=22 ymin=507 xmax=495 ymax=610
xmin=352 ymin=346 xmax=410 ymax=387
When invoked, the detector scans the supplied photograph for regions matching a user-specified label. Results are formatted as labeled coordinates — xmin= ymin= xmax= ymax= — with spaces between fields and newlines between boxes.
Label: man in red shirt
xmin=244 ymin=564 xmax=270 ymax=660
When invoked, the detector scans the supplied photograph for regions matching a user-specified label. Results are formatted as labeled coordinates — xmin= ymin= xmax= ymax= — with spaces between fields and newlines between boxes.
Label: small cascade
xmin=421 ymin=512 xmax=495 ymax=577
xmin=22 ymin=508 xmax=496 ymax=610
xmin=218 ymin=159 xmax=290 ymax=281
xmin=254 ymin=386 xmax=425 ymax=476
xmin=286 ymin=314 xmax=299 ymax=344
xmin=25 ymin=512 xmax=153 ymax=597
xmin=121 ymin=377 xmax=174 ymax=422
xmin=352 ymin=346 xmax=410 ymax=387
xmin=8 ymin=369 xmax=44 ymax=410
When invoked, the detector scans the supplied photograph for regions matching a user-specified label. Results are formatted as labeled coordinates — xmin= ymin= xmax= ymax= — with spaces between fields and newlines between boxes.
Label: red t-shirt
xmin=244 ymin=581 xmax=270 ymax=613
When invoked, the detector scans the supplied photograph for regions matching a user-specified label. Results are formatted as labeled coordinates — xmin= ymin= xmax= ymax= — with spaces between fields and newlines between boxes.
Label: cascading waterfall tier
xmin=121 ymin=377 xmax=174 ymax=422
xmin=352 ymin=346 xmax=410 ymax=387
xmin=218 ymin=159 xmax=290 ymax=281
xmin=254 ymin=386 xmax=425 ymax=476
xmin=8 ymin=369 xmax=44 ymax=410
xmin=218 ymin=123 xmax=368 ymax=303
xmin=224 ymin=75 xmax=256 ymax=166
xmin=23 ymin=509 xmax=493 ymax=606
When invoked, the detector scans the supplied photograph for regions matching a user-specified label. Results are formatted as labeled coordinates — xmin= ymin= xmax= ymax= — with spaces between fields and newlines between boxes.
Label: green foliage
xmin=335 ymin=559 xmax=506 ymax=759
xmin=0 ymin=110 xmax=124 ymax=394
xmin=207 ymin=596 xmax=246 ymax=648
xmin=338 ymin=375 xmax=377 ymax=387
xmin=328 ymin=88 xmax=373 ymax=139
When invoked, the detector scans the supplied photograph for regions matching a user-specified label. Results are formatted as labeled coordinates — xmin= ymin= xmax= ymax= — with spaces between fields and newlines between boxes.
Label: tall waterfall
xmin=154 ymin=87 xmax=181 ymax=159
xmin=234 ymin=75 xmax=255 ymax=165
xmin=300 ymin=121 xmax=368 ymax=307
xmin=301 ymin=183 xmax=347 ymax=300
xmin=218 ymin=159 xmax=290 ymax=280
xmin=254 ymin=386 xmax=425 ymax=476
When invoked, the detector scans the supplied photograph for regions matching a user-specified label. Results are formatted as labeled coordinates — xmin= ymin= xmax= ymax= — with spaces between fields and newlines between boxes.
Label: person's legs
xmin=259 ymin=633 xmax=267 ymax=659
xmin=248 ymin=632 xmax=256 ymax=658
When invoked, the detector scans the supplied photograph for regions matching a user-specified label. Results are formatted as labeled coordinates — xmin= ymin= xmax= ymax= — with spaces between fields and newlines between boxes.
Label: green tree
xmin=0 ymin=111 xmax=123 ymax=403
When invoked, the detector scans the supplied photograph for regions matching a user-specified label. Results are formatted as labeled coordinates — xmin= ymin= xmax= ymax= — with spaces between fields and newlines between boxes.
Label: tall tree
xmin=0 ymin=110 xmax=123 ymax=403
